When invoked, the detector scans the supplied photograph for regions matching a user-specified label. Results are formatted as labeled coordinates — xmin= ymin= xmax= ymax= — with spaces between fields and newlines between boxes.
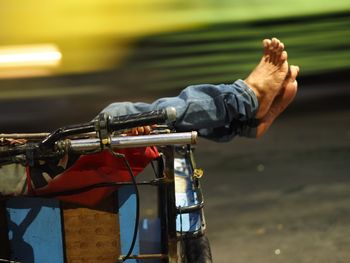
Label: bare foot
xmin=256 ymin=65 xmax=299 ymax=138
xmin=245 ymin=38 xmax=289 ymax=119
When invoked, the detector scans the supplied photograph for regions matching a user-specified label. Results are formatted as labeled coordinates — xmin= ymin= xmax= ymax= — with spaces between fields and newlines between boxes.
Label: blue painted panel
xmin=118 ymin=186 xmax=139 ymax=263
xmin=6 ymin=197 xmax=64 ymax=263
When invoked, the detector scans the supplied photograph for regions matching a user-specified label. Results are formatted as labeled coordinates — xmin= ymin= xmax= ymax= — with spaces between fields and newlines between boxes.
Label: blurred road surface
xmin=197 ymin=97 xmax=350 ymax=262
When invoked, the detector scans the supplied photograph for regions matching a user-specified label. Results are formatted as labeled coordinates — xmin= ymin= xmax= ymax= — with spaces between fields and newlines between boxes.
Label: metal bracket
xmin=94 ymin=113 xmax=111 ymax=149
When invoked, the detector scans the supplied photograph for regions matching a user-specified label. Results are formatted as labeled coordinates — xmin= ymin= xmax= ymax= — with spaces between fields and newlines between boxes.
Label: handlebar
xmin=109 ymin=107 xmax=176 ymax=131
xmin=41 ymin=107 xmax=177 ymax=147
xmin=0 ymin=107 xmax=198 ymax=165
xmin=61 ymin=132 xmax=197 ymax=153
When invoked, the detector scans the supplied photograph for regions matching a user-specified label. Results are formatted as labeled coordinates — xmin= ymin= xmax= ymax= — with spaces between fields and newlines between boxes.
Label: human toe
xmin=263 ymin=39 xmax=272 ymax=55
xmin=271 ymin=38 xmax=280 ymax=49
xmin=277 ymin=42 xmax=284 ymax=53
xmin=289 ymin=65 xmax=299 ymax=81
xmin=280 ymin=50 xmax=288 ymax=62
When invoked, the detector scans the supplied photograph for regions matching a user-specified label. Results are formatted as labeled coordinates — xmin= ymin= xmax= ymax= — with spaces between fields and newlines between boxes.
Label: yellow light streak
xmin=0 ymin=44 xmax=62 ymax=68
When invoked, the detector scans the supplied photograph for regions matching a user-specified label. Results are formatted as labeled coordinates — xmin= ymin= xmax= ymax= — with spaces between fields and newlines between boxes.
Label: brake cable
xmin=107 ymin=147 xmax=140 ymax=263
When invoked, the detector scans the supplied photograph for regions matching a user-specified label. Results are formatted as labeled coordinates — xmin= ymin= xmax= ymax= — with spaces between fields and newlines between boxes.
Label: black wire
xmin=107 ymin=148 xmax=140 ymax=263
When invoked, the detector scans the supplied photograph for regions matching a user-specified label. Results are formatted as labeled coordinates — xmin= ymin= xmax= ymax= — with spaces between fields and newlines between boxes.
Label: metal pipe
xmin=68 ymin=132 xmax=197 ymax=152
xmin=0 ymin=132 xmax=97 ymax=140
xmin=0 ymin=133 xmax=50 ymax=139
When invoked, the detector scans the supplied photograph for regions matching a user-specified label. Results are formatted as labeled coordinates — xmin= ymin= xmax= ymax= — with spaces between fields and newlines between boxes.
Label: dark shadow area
xmin=0 ymin=200 xmax=10 ymax=260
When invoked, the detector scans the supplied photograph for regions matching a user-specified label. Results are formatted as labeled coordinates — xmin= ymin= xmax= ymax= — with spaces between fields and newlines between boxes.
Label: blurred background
xmin=1 ymin=1 xmax=350 ymax=262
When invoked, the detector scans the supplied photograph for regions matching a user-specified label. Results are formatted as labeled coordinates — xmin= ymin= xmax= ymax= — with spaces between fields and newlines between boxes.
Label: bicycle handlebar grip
xmin=108 ymin=107 xmax=177 ymax=131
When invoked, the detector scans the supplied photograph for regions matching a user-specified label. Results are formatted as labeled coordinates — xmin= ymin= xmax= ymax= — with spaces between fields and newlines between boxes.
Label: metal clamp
xmin=94 ymin=113 xmax=111 ymax=148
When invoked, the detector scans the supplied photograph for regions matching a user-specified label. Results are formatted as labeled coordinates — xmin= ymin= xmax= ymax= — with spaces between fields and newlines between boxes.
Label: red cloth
xmin=32 ymin=147 xmax=159 ymax=206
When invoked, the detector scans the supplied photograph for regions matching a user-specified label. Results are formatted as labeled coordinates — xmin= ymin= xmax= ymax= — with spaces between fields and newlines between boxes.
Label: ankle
xmin=243 ymin=78 xmax=264 ymax=104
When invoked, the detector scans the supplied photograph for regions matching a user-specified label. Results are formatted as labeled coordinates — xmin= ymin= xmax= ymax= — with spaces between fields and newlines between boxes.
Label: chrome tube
xmin=68 ymin=132 xmax=197 ymax=152
xmin=0 ymin=133 xmax=50 ymax=139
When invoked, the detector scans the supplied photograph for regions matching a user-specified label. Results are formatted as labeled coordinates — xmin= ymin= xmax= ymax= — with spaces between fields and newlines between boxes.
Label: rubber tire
xmin=179 ymin=235 xmax=213 ymax=263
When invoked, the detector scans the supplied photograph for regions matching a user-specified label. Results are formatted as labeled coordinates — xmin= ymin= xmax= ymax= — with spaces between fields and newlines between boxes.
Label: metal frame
xmin=0 ymin=144 xmax=206 ymax=263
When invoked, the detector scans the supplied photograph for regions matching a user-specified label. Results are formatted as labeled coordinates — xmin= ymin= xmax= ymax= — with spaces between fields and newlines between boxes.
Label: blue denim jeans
xmin=100 ymin=79 xmax=259 ymax=141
